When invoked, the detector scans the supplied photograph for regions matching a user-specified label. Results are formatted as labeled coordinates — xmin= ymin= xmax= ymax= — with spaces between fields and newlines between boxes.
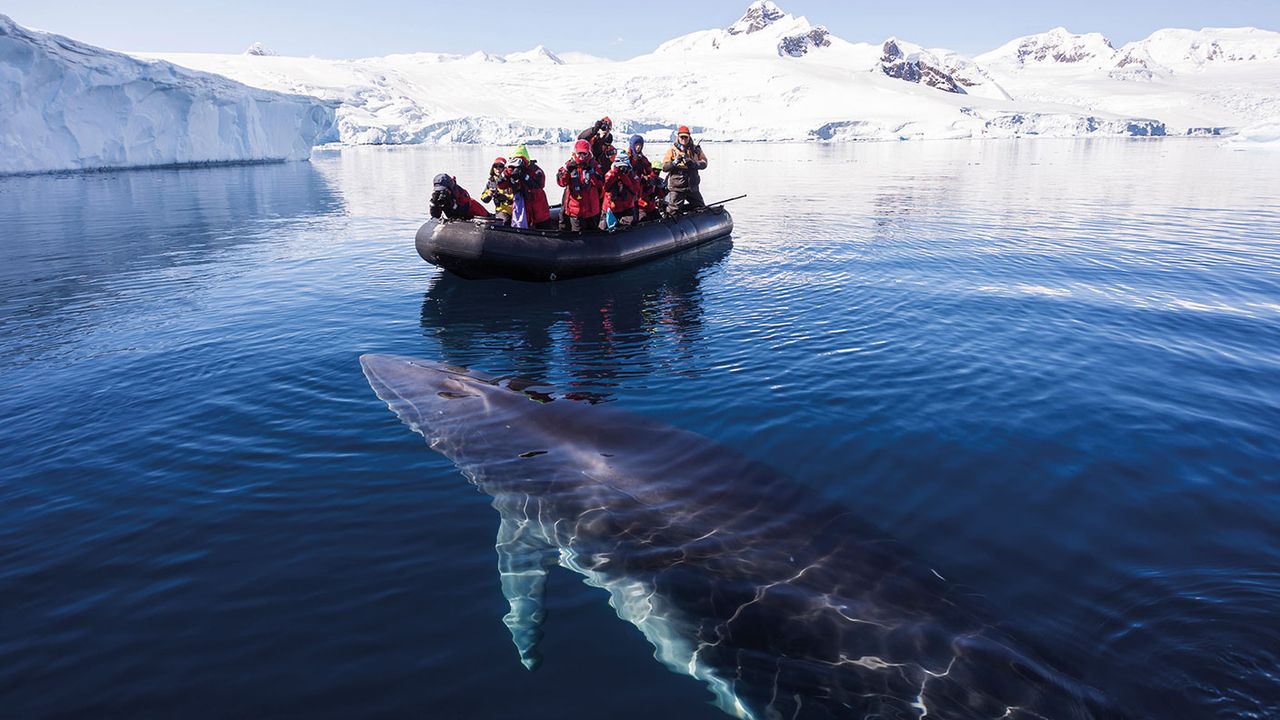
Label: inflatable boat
xmin=415 ymin=206 xmax=734 ymax=281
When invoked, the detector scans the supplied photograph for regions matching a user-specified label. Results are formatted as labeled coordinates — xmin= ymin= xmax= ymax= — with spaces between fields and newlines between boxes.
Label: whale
xmin=360 ymin=354 xmax=1123 ymax=720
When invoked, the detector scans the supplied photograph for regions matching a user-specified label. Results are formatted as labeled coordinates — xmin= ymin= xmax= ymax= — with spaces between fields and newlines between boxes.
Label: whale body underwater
xmin=360 ymin=354 xmax=1123 ymax=720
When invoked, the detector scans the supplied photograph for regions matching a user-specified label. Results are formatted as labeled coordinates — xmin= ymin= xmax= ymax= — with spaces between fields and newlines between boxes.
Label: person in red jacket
xmin=627 ymin=134 xmax=662 ymax=221
xmin=501 ymin=144 xmax=552 ymax=229
xmin=429 ymin=173 xmax=489 ymax=221
xmin=601 ymin=149 xmax=641 ymax=230
xmin=556 ymin=139 xmax=605 ymax=233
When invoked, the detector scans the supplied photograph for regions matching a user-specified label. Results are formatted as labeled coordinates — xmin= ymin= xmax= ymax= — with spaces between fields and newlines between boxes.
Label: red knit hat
xmin=573 ymin=139 xmax=592 ymax=154
xmin=677 ymin=125 xmax=691 ymax=135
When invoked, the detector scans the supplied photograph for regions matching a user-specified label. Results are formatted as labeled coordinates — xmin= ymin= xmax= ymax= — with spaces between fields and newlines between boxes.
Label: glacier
xmin=0 ymin=14 xmax=336 ymax=175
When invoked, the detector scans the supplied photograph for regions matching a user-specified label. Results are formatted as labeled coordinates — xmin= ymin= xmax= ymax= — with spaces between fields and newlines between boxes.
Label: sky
xmin=5 ymin=0 xmax=1279 ymax=59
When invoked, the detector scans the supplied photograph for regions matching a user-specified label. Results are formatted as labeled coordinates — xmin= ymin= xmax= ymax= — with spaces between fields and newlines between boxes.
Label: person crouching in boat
xmin=480 ymin=157 xmax=514 ymax=226
xmin=602 ymin=149 xmax=641 ymax=231
xmin=502 ymin=145 xmax=552 ymax=229
xmin=627 ymin=134 xmax=662 ymax=222
xmin=556 ymin=139 xmax=605 ymax=233
xmin=662 ymin=125 xmax=707 ymax=216
xmin=430 ymin=173 xmax=489 ymax=221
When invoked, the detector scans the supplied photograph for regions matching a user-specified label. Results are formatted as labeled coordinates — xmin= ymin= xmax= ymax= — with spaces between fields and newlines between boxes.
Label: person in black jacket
xmin=577 ymin=116 xmax=613 ymax=167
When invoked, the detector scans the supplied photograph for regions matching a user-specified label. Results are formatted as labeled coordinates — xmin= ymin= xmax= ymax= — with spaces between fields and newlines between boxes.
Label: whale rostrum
xmin=360 ymin=354 xmax=1123 ymax=719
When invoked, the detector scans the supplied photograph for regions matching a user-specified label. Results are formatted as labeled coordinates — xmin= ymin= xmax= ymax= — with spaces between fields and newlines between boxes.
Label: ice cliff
xmin=0 ymin=14 xmax=335 ymax=175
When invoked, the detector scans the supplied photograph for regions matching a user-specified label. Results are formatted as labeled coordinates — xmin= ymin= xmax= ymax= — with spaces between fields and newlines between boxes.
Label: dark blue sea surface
xmin=2 ymin=140 xmax=1278 ymax=719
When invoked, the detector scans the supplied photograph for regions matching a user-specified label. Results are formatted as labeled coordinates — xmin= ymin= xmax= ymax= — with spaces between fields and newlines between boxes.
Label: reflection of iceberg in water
xmin=419 ymin=238 xmax=731 ymax=402
xmin=0 ymin=162 xmax=344 ymax=364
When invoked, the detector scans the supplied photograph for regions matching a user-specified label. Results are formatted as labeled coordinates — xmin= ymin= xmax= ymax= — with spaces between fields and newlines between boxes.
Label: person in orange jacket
xmin=601 ymin=149 xmax=641 ymax=230
xmin=556 ymin=139 xmax=605 ymax=233
xmin=661 ymin=125 xmax=708 ymax=216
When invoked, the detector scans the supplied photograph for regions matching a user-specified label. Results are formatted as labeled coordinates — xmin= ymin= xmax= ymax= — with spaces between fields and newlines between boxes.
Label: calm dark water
xmin=2 ymin=140 xmax=1279 ymax=719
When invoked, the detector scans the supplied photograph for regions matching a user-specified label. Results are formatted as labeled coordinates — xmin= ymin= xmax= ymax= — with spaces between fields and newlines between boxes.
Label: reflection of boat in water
xmin=415 ymin=206 xmax=733 ymax=281
xmin=420 ymin=238 xmax=731 ymax=402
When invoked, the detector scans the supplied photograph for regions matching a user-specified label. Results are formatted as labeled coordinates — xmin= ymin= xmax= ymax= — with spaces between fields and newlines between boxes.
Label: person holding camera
xmin=661 ymin=125 xmax=707 ymax=216
xmin=480 ymin=157 xmax=514 ymax=226
xmin=556 ymin=139 xmax=605 ymax=233
xmin=429 ymin=173 xmax=489 ymax=221
xmin=601 ymin=149 xmax=641 ymax=230
xmin=627 ymin=134 xmax=663 ymax=221
xmin=502 ymin=145 xmax=552 ymax=229
xmin=577 ymin=116 xmax=613 ymax=165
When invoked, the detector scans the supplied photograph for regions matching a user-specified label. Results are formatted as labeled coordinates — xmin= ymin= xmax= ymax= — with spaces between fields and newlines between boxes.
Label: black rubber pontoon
xmin=415 ymin=207 xmax=733 ymax=281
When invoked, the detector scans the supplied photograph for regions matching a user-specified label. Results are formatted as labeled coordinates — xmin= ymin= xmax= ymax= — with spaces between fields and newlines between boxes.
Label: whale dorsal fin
xmin=494 ymin=498 xmax=559 ymax=670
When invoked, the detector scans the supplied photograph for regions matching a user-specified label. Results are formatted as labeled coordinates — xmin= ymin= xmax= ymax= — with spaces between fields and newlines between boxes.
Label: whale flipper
xmin=495 ymin=497 xmax=558 ymax=670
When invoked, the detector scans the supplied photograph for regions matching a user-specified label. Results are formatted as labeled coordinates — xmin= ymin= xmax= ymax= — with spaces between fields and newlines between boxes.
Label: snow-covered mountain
xmin=6 ymin=2 xmax=1279 ymax=165
xmin=0 ymin=15 xmax=335 ymax=175
xmin=652 ymin=0 xmax=836 ymax=58
xmin=137 ymin=1 xmax=1247 ymax=146
xmin=879 ymin=38 xmax=1010 ymax=99
xmin=976 ymin=26 xmax=1280 ymax=132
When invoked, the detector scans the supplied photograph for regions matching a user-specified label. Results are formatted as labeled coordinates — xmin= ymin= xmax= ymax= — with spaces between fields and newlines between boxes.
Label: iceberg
xmin=0 ymin=14 xmax=335 ymax=175
xmin=1225 ymin=115 xmax=1280 ymax=149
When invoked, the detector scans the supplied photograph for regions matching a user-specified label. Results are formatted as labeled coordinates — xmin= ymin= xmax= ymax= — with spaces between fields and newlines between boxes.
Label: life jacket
xmin=662 ymin=142 xmax=707 ymax=191
xmin=628 ymin=153 xmax=661 ymax=209
xmin=503 ymin=162 xmax=551 ymax=224
xmin=482 ymin=169 xmax=514 ymax=215
xmin=603 ymin=166 xmax=640 ymax=212
xmin=556 ymin=159 xmax=604 ymax=218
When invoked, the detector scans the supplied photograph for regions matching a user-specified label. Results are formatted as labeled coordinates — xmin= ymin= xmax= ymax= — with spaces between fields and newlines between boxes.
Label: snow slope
xmin=0 ymin=14 xmax=335 ymax=175
xmin=132 ymin=2 xmax=1280 ymax=145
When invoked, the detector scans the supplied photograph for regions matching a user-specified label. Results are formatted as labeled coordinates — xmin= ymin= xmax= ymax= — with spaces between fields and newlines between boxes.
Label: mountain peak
xmin=243 ymin=41 xmax=277 ymax=57
xmin=728 ymin=1 xmax=788 ymax=35
xmin=978 ymin=27 xmax=1116 ymax=68
xmin=505 ymin=45 xmax=563 ymax=64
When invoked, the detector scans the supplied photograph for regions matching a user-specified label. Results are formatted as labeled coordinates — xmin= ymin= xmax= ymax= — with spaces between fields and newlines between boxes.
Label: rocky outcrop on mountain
xmin=778 ymin=27 xmax=831 ymax=57
xmin=880 ymin=39 xmax=965 ymax=93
